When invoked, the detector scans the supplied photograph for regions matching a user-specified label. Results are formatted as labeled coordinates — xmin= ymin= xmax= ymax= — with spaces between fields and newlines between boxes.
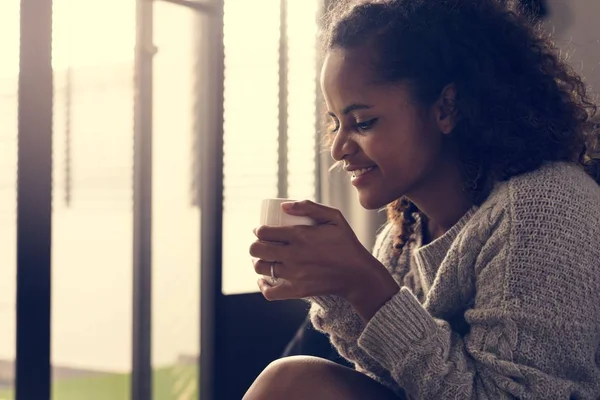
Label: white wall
xmin=545 ymin=0 xmax=600 ymax=96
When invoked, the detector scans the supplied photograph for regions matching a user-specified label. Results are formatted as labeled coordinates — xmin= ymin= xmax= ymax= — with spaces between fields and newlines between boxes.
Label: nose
xmin=330 ymin=129 xmax=358 ymax=163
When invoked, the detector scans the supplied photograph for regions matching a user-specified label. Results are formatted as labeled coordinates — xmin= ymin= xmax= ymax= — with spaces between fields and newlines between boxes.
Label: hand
xmin=249 ymin=200 xmax=399 ymax=322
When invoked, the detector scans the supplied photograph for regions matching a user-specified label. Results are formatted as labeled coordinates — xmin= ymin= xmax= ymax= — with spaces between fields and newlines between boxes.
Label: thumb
xmin=281 ymin=200 xmax=342 ymax=224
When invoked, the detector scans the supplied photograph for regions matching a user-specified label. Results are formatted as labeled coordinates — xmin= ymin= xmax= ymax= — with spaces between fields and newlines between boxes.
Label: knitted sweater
xmin=309 ymin=162 xmax=600 ymax=399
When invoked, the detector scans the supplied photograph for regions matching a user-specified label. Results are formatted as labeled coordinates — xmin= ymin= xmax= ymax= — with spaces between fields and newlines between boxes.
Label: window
xmin=222 ymin=0 xmax=320 ymax=295
xmin=151 ymin=2 xmax=201 ymax=398
xmin=0 ymin=1 xmax=19 ymax=398
xmin=51 ymin=1 xmax=135 ymax=398
xmin=1 ymin=0 xmax=323 ymax=397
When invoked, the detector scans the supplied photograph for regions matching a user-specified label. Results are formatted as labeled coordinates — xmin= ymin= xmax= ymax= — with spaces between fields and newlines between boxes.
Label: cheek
xmin=376 ymin=130 xmax=442 ymax=179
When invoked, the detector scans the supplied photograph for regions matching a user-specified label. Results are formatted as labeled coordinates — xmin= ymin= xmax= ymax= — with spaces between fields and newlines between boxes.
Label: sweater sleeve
xmin=356 ymin=183 xmax=600 ymax=399
xmin=308 ymin=222 xmax=398 ymax=387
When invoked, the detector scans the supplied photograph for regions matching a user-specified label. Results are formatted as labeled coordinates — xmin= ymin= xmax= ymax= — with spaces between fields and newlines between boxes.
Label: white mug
xmin=259 ymin=198 xmax=316 ymax=286
xmin=260 ymin=198 xmax=316 ymax=227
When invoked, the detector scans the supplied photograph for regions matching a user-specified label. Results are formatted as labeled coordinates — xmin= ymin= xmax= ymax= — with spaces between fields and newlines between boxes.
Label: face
xmin=321 ymin=46 xmax=456 ymax=210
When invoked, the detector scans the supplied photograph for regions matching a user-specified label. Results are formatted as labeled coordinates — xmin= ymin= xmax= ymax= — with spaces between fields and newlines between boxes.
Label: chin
xmin=357 ymin=192 xmax=388 ymax=210
xmin=357 ymin=185 xmax=406 ymax=210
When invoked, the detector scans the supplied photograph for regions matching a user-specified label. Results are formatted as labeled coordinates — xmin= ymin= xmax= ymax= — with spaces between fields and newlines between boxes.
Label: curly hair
xmin=322 ymin=0 xmax=600 ymax=256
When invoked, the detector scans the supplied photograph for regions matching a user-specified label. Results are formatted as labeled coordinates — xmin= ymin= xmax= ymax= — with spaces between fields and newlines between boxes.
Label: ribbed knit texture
xmin=309 ymin=162 xmax=600 ymax=399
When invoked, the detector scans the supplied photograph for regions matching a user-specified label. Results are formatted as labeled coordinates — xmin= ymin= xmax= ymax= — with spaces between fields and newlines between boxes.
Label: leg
xmin=243 ymin=356 xmax=401 ymax=400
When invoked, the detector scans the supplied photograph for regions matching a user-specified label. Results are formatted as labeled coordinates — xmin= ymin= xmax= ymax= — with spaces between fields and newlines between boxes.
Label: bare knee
xmin=243 ymin=356 xmax=322 ymax=399
xmin=243 ymin=356 xmax=399 ymax=400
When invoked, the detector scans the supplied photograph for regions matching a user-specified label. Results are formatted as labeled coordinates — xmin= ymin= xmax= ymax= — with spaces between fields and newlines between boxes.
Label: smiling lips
xmin=351 ymin=166 xmax=375 ymax=178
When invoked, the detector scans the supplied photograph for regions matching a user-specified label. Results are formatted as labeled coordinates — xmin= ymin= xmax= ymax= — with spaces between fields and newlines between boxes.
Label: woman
xmin=246 ymin=0 xmax=600 ymax=398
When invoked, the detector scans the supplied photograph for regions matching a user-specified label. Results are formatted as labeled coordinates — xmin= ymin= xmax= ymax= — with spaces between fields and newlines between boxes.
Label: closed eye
xmin=327 ymin=118 xmax=340 ymax=134
xmin=355 ymin=118 xmax=377 ymax=132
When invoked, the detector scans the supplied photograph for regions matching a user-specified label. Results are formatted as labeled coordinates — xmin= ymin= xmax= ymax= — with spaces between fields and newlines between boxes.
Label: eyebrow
xmin=327 ymin=103 xmax=373 ymax=118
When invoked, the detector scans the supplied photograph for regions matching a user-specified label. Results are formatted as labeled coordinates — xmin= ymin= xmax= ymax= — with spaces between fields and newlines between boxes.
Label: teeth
xmin=352 ymin=167 xmax=374 ymax=178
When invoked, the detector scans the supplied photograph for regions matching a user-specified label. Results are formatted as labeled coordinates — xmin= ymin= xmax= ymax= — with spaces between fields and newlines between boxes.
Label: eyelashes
xmin=327 ymin=119 xmax=340 ymax=134
xmin=355 ymin=118 xmax=377 ymax=131
xmin=327 ymin=118 xmax=378 ymax=135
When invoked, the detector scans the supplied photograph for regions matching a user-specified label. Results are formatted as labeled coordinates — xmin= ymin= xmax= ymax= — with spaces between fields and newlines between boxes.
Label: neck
xmin=407 ymin=155 xmax=473 ymax=243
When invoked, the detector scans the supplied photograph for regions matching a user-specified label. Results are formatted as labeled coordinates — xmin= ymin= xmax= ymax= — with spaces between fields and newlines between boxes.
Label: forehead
xmin=320 ymin=47 xmax=379 ymax=102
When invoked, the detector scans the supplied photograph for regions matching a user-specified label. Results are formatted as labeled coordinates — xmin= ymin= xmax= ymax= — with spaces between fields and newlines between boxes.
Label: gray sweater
xmin=309 ymin=162 xmax=600 ymax=399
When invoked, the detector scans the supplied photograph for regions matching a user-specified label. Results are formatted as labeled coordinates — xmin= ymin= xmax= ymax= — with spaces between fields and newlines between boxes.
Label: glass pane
xmin=151 ymin=2 xmax=200 ymax=398
xmin=0 ymin=1 xmax=19 ymax=398
xmin=51 ymin=1 xmax=135 ymax=399
xmin=287 ymin=0 xmax=319 ymax=201
xmin=222 ymin=0 xmax=280 ymax=295
xmin=221 ymin=0 xmax=320 ymax=294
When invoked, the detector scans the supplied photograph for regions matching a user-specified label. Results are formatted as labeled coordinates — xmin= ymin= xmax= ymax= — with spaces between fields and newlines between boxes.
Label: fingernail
xmin=257 ymin=278 xmax=267 ymax=290
xmin=281 ymin=202 xmax=295 ymax=211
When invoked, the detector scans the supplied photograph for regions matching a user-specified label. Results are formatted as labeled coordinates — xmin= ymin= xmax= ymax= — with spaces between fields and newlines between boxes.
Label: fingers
xmin=249 ymin=240 xmax=285 ymax=262
xmin=281 ymin=200 xmax=344 ymax=225
xmin=254 ymin=224 xmax=322 ymax=250
xmin=253 ymin=225 xmax=295 ymax=243
xmin=257 ymin=278 xmax=297 ymax=301
xmin=252 ymin=259 xmax=289 ymax=280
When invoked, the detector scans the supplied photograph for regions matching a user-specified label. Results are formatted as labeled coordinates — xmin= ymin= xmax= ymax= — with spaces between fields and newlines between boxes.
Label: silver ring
xmin=270 ymin=262 xmax=278 ymax=285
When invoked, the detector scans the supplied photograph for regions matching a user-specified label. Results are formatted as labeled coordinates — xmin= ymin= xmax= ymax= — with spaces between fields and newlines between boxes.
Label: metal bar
xmin=314 ymin=0 xmax=326 ymax=204
xmin=277 ymin=0 xmax=289 ymax=199
xmin=199 ymin=0 xmax=225 ymax=397
xmin=132 ymin=0 xmax=154 ymax=399
xmin=16 ymin=0 xmax=53 ymax=399
xmin=158 ymin=0 xmax=213 ymax=13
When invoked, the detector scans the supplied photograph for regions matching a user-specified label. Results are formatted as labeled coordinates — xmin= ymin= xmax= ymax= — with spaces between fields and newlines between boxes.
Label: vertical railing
xmin=277 ymin=0 xmax=289 ymax=199
xmin=132 ymin=0 xmax=155 ymax=399
xmin=314 ymin=0 xmax=326 ymax=204
xmin=198 ymin=1 xmax=224 ymax=397
xmin=15 ymin=0 xmax=53 ymax=399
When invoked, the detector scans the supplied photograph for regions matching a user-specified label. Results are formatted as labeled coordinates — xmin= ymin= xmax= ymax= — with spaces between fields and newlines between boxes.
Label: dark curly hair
xmin=322 ymin=0 xmax=600 ymax=256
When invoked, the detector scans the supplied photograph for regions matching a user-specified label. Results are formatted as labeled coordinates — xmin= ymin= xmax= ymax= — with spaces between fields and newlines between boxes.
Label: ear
xmin=435 ymin=83 xmax=459 ymax=135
